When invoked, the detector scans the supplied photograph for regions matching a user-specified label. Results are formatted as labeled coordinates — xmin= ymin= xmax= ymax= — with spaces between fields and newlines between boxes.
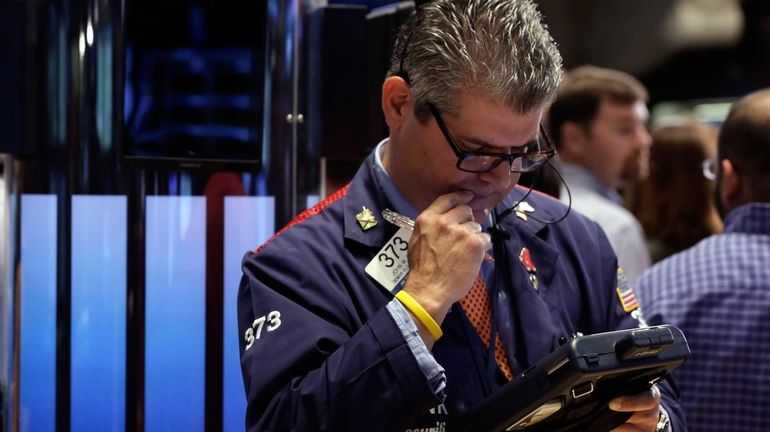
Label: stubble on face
xmin=619 ymin=145 xmax=650 ymax=187
xmin=385 ymin=93 xmax=542 ymax=222
xmin=587 ymin=100 xmax=650 ymax=189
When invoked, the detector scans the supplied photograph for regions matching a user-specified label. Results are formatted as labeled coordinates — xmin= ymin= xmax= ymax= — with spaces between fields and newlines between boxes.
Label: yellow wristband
xmin=395 ymin=290 xmax=443 ymax=341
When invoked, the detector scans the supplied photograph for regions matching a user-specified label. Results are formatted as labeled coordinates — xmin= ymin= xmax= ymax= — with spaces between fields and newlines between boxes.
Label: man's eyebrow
xmin=460 ymin=135 xmax=537 ymax=152
xmin=608 ymin=113 xmax=645 ymax=124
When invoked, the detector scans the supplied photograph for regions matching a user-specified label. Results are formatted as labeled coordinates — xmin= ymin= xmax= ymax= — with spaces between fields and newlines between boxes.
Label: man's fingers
xmin=462 ymin=218 xmax=491 ymax=254
xmin=478 ymin=231 xmax=492 ymax=252
xmin=416 ymin=196 xmax=475 ymax=232
xmin=465 ymin=221 xmax=483 ymax=233
xmin=609 ymin=386 xmax=661 ymax=431
xmin=609 ymin=386 xmax=661 ymax=412
xmin=426 ymin=191 xmax=475 ymax=214
xmin=480 ymin=232 xmax=491 ymax=243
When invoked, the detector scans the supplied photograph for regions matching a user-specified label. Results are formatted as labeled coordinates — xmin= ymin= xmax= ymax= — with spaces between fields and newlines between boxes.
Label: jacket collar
xmin=494 ymin=187 xmax=561 ymax=288
xmin=342 ymin=153 xmax=566 ymax=261
xmin=343 ymin=154 xmax=402 ymax=249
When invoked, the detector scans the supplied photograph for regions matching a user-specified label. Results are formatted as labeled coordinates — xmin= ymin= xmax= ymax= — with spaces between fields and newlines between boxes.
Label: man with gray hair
xmin=238 ymin=1 xmax=683 ymax=430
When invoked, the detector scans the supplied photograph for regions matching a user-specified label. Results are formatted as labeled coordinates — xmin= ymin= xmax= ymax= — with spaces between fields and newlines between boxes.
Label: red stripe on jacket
xmin=254 ymin=184 xmax=350 ymax=254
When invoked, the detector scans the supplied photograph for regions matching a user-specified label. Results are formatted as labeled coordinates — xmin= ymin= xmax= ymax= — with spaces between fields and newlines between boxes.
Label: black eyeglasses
xmin=427 ymin=103 xmax=556 ymax=174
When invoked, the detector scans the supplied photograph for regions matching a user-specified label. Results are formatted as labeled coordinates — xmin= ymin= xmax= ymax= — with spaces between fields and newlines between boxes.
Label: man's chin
xmin=621 ymin=162 xmax=648 ymax=184
xmin=471 ymin=207 xmax=491 ymax=223
xmin=468 ymin=195 xmax=505 ymax=222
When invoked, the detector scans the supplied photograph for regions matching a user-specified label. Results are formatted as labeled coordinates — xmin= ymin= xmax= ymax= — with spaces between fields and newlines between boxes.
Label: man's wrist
xmin=400 ymin=281 xmax=451 ymax=325
xmin=395 ymin=290 xmax=443 ymax=341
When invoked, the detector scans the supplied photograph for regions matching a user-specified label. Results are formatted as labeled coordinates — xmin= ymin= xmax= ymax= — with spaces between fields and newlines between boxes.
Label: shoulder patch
xmin=616 ymin=267 xmax=639 ymax=313
xmin=254 ymin=184 xmax=350 ymax=254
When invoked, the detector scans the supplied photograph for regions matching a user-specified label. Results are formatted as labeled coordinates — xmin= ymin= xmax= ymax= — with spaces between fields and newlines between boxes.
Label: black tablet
xmin=450 ymin=325 xmax=690 ymax=432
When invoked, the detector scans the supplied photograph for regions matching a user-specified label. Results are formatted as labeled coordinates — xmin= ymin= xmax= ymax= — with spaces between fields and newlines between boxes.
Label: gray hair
xmin=387 ymin=0 xmax=563 ymax=121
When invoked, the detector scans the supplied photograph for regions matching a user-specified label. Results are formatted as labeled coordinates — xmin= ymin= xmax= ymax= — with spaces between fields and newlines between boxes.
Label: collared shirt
xmin=635 ymin=202 xmax=770 ymax=432
xmin=372 ymin=139 xmax=448 ymax=399
xmin=374 ymin=139 xmax=515 ymax=386
xmin=559 ymin=163 xmax=651 ymax=282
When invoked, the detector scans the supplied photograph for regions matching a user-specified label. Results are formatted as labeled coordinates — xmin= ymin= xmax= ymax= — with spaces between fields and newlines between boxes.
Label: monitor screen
xmin=122 ymin=0 xmax=265 ymax=170
xmin=0 ymin=1 xmax=24 ymax=155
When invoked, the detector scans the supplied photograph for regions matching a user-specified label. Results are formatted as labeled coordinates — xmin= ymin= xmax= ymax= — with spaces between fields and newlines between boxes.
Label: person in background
xmin=626 ymin=120 xmax=723 ymax=263
xmin=635 ymin=88 xmax=770 ymax=432
xmin=238 ymin=1 xmax=683 ymax=430
xmin=548 ymin=65 xmax=653 ymax=283
xmin=515 ymin=154 xmax=562 ymax=199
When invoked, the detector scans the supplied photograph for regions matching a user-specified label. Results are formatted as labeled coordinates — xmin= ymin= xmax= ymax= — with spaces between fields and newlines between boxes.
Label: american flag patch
xmin=616 ymin=267 xmax=639 ymax=313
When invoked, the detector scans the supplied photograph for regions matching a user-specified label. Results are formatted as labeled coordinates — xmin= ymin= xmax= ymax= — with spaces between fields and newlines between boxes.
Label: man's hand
xmin=609 ymin=385 xmax=663 ymax=432
xmin=401 ymin=191 xmax=491 ymax=330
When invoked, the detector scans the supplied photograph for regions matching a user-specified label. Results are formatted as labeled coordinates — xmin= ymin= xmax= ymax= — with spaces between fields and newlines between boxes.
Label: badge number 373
xmin=244 ymin=310 xmax=282 ymax=350
xmin=365 ymin=227 xmax=412 ymax=293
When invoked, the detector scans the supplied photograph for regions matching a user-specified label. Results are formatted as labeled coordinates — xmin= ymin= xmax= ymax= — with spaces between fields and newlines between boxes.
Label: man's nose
xmin=478 ymin=162 xmax=512 ymax=187
xmin=637 ymin=128 xmax=652 ymax=149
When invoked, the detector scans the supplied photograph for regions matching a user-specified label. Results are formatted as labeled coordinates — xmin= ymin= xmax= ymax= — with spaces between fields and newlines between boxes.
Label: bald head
xmin=718 ymin=88 xmax=770 ymax=210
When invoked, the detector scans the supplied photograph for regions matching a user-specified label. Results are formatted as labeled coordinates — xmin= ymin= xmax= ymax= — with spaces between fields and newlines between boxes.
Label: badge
xmin=518 ymin=247 xmax=538 ymax=290
xmin=356 ymin=206 xmax=378 ymax=231
xmin=514 ymin=201 xmax=535 ymax=222
xmin=365 ymin=227 xmax=412 ymax=293
xmin=615 ymin=267 xmax=639 ymax=313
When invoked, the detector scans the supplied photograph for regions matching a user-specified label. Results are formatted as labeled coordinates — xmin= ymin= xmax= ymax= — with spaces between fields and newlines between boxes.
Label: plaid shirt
xmin=635 ymin=203 xmax=770 ymax=432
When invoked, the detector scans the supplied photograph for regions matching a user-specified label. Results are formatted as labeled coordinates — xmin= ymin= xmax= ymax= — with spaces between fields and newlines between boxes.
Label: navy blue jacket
xmin=238 ymin=154 xmax=685 ymax=431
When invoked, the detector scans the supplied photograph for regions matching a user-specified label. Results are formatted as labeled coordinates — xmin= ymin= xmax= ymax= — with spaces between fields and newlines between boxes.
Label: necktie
xmin=459 ymin=274 xmax=514 ymax=381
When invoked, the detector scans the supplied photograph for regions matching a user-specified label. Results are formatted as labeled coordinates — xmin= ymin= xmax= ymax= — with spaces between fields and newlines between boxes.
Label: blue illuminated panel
xmin=306 ymin=194 xmax=320 ymax=209
xmin=19 ymin=194 xmax=57 ymax=431
xmin=145 ymin=196 xmax=206 ymax=431
xmin=70 ymin=196 xmax=126 ymax=432
xmin=223 ymin=196 xmax=275 ymax=431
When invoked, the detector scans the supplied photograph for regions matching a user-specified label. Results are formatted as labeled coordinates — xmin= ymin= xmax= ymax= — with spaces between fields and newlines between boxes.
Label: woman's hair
xmin=628 ymin=120 xmax=723 ymax=262
xmin=387 ymin=0 xmax=563 ymax=121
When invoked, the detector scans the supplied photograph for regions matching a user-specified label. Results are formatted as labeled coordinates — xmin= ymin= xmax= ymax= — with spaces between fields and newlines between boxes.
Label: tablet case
xmin=450 ymin=325 xmax=690 ymax=432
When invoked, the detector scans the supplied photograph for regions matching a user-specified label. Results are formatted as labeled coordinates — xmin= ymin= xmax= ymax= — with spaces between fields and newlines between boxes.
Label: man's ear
xmin=382 ymin=76 xmax=412 ymax=131
xmin=559 ymin=121 xmax=589 ymax=158
xmin=720 ymin=158 xmax=742 ymax=209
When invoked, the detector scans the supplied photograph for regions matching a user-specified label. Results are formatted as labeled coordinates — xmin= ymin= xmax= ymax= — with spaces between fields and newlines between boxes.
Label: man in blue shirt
xmin=238 ymin=1 xmax=683 ymax=430
xmin=635 ymin=88 xmax=770 ymax=431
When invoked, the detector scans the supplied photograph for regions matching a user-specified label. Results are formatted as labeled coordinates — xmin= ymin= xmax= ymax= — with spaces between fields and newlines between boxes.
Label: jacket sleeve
xmin=594 ymin=227 xmax=688 ymax=432
xmin=237 ymin=247 xmax=441 ymax=431
xmin=633 ymin=273 xmax=688 ymax=432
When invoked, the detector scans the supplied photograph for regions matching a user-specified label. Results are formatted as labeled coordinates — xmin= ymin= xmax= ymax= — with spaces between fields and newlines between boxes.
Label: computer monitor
xmin=122 ymin=0 xmax=265 ymax=170
xmin=0 ymin=1 xmax=25 ymax=155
